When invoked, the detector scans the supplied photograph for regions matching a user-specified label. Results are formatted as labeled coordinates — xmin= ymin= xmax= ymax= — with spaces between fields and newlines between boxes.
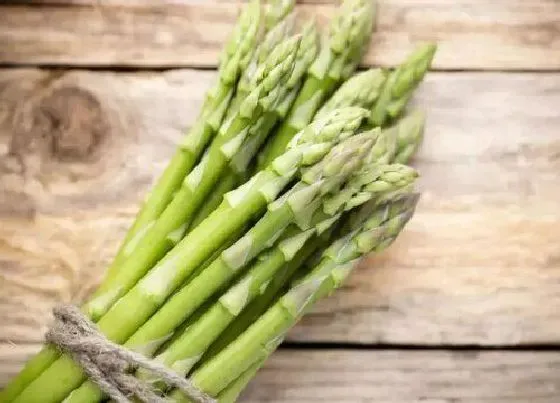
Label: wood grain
xmin=0 ymin=69 xmax=559 ymax=352
xmin=2 ymin=345 xmax=559 ymax=402
xmin=1 ymin=0 xmax=559 ymax=70
xmin=241 ymin=349 xmax=560 ymax=402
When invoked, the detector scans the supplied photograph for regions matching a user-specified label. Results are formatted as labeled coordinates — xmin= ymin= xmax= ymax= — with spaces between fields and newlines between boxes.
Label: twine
xmin=45 ymin=305 xmax=216 ymax=403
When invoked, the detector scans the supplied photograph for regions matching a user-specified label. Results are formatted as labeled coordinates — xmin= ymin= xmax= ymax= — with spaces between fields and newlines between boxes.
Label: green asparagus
xmin=256 ymin=0 xmax=377 ymax=169
xmin=172 ymin=194 xmax=420 ymax=400
xmin=392 ymin=110 xmax=426 ymax=163
xmin=215 ymin=358 xmax=264 ymax=403
xmin=199 ymin=110 xmax=426 ymax=367
xmin=13 ymin=108 xmax=368 ymax=403
xmin=141 ymin=164 xmax=415 ymax=391
xmin=314 ymin=68 xmax=387 ymax=120
xmin=370 ymin=43 xmax=437 ymax=127
xmin=63 ymin=137 xmax=373 ymax=403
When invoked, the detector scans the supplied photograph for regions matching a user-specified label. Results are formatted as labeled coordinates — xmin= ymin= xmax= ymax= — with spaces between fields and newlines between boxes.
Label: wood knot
xmin=12 ymin=86 xmax=110 ymax=162
xmin=41 ymin=86 xmax=109 ymax=161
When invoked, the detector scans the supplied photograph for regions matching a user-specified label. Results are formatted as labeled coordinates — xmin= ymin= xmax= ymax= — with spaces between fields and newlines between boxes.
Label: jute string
xmin=46 ymin=305 xmax=216 ymax=403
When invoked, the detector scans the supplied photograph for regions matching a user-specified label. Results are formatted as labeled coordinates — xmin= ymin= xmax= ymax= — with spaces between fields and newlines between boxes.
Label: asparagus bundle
xmin=3 ymin=0 xmax=440 ymax=401
xmin=175 ymin=194 xmax=420 ymax=401
xmin=137 ymin=163 xmax=416 ymax=386
xmin=59 ymin=112 xmax=372 ymax=403
xmin=11 ymin=107 xmax=370 ymax=403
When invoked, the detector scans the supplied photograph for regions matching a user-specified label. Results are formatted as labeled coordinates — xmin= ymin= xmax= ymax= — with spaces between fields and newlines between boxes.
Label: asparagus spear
xmin=256 ymin=0 xmax=376 ymax=169
xmin=0 ymin=3 xmax=263 ymax=403
xmin=12 ymin=108 xmax=368 ymax=403
xmin=171 ymin=194 xmax=420 ymax=400
xmin=83 ymin=35 xmax=301 ymax=323
xmin=392 ymin=109 xmax=426 ymax=164
xmin=314 ymin=68 xmax=387 ymax=120
xmin=103 ymin=1 xmax=262 ymax=289
xmin=370 ymin=43 xmax=437 ymax=127
xmin=264 ymin=0 xmax=296 ymax=30
xmin=235 ymin=13 xmax=296 ymax=105
xmin=190 ymin=20 xmax=320 ymax=229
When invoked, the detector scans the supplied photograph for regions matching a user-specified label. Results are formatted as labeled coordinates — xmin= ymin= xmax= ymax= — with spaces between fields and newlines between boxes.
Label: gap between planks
xmin=1 ymin=0 xmax=559 ymax=70
xmin=2 ymin=343 xmax=559 ymax=401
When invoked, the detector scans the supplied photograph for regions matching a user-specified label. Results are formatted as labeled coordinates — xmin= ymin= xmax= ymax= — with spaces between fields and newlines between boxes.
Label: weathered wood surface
xmin=241 ymin=349 xmax=560 ymax=402
xmin=1 ymin=0 xmax=560 ymax=70
xmin=0 ymin=68 xmax=559 ymax=358
xmin=4 ymin=345 xmax=558 ymax=402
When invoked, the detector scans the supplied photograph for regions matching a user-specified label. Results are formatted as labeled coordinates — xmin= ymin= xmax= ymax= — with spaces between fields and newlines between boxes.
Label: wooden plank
xmin=0 ymin=69 xmax=559 ymax=349
xmin=2 ymin=345 xmax=560 ymax=402
xmin=242 ymin=349 xmax=560 ymax=402
xmin=1 ymin=0 xmax=559 ymax=70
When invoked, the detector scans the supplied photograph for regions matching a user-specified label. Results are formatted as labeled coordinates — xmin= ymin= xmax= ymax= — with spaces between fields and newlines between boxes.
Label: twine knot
xmin=46 ymin=305 xmax=216 ymax=403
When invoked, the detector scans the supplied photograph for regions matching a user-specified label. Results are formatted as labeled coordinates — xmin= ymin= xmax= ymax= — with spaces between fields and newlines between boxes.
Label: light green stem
xmin=216 ymin=359 xmax=265 ymax=403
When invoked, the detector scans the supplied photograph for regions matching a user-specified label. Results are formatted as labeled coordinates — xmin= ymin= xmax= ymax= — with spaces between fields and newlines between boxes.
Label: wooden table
xmin=1 ymin=1 xmax=559 ymax=401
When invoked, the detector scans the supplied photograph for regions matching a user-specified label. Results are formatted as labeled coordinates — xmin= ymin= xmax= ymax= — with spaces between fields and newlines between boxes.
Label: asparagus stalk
xmin=235 ymin=13 xmax=296 ymax=104
xmin=215 ymin=358 xmax=264 ymax=403
xmin=82 ymin=35 xmax=301 ymax=324
xmin=370 ymin=43 xmax=437 ymax=127
xmin=106 ymin=0 xmax=262 ymax=282
xmin=172 ymin=194 xmax=420 ymax=400
xmin=12 ymin=108 xmax=368 ymax=403
xmin=190 ymin=20 xmax=320 ymax=229
xmin=256 ymin=0 xmax=377 ymax=169
xmin=0 ymin=3 xmax=263 ymax=402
